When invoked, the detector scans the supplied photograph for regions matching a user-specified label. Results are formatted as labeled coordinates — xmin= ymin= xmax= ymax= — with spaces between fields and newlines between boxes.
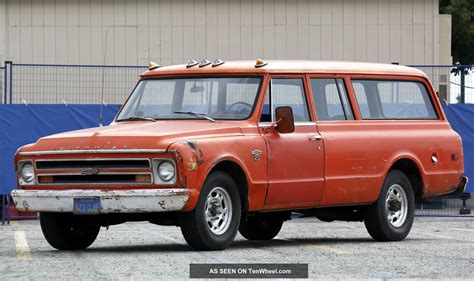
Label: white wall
xmin=0 ymin=0 xmax=451 ymax=66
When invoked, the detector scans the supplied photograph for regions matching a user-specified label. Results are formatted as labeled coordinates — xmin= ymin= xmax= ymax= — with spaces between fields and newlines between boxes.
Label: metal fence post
xmin=3 ymin=61 xmax=7 ymax=104
xmin=460 ymin=68 xmax=465 ymax=104
xmin=7 ymin=195 xmax=11 ymax=224
xmin=8 ymin=61 xmax=13 ymax=104
xmin=3 ymin=61 xmax=13 ymax=104
xmin=1 ymin=194 xmax=5 ymax=225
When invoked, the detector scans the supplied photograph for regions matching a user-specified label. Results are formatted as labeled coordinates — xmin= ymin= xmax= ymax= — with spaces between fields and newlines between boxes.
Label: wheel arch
xmin=387 ymin=157 xmax=425 ymax=201
xmin=206 ymin=157 xmax=250 ymax=213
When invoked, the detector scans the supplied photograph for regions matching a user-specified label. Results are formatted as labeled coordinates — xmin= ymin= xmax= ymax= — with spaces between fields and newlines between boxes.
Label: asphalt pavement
xmin=1 ymin=217 xmax=473 ymax=280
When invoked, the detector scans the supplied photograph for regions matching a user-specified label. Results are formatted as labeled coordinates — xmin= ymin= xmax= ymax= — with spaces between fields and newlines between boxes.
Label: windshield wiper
xmin=116 ymin=116 xmax=157 ymax=122
xmin=173 ymin=111 xmax=216 ymax=122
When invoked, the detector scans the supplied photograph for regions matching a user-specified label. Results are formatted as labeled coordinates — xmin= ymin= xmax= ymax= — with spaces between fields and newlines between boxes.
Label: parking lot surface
xmin=1 ymin=217 xmax=473 ymax=280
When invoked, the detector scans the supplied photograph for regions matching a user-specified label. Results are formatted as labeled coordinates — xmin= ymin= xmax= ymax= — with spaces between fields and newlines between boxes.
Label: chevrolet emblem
xmin=80 ymin=168 xmax=100 ymax=176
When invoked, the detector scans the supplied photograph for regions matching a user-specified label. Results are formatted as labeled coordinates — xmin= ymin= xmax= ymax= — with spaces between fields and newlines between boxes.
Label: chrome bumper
xmin=453 ymin=176 xmax=469 ymax=195
xmin=11 ymin=188 xmax=189 ymax=214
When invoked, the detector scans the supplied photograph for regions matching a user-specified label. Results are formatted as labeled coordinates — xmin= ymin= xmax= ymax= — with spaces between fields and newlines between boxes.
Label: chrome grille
xmin=34 ymin=158 xmax=153 ymax=185
xmin=35 ymin=159 xmax=151 ymax=170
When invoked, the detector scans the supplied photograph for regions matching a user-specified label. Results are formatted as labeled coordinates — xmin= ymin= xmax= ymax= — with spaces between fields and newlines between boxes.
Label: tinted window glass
xmin=352 ymin=80 xmax=438 ymax=120
xmin=311 ymin=78 xmax=354 ymax=121
xmin=260 ymin=78 xmax=310 ymax=122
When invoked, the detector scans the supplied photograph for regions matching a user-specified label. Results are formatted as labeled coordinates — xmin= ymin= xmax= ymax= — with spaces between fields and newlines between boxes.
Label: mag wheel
xmin=40 ymin=213 xmax=100 ymax=250
xmin=364 ymin=170 xmax=415 ymax=241
xmin=180 ymin=171 xmax=241 ymax=250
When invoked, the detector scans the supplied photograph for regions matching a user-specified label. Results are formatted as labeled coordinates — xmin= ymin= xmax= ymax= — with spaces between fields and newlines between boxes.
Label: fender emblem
xmin=251 ymin=150 xmax=262 ymax=161
xmin=80 ymin=168 xmax=100 ymax=176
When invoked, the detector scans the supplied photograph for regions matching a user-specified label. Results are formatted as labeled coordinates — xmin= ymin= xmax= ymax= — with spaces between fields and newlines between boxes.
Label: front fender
xmin=168 ymin=135 xmax=268 ymax=212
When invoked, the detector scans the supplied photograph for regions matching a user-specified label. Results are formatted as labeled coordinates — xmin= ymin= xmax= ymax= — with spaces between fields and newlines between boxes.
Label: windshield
xmin=117 ymin=77 xmax=262 ymax=121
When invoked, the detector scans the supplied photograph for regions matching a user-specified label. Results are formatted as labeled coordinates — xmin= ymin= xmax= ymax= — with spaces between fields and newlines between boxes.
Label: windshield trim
xmin=115 ymin=75 xmax=264 ymax=122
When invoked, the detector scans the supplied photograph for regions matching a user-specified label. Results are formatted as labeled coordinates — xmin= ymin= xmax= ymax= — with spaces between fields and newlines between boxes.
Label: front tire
xmin=364 ymin=170 xmax=415 ymax=241
xmin=180 ymin=171 xmax=241 ymax=250
xmin=40 ymin=213 xmax=100 ymax=250
xmin=239 ymin=215 xmax=284 ymax=240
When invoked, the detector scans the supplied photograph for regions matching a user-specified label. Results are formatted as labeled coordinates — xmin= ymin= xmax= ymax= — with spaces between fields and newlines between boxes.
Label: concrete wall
xmin=0 ymin=0 xmax=451 ymax=66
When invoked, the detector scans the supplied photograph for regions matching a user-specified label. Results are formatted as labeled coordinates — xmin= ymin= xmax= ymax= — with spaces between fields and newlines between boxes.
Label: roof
xmin=141 ymin=60 xmax=428 ymax=79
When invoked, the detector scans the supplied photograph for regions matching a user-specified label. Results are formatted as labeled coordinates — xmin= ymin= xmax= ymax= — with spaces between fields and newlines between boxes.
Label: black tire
xmin=180 ymin=171 xmax=241 ymax=250
xmin=40 ymin=213 xmax=100 ymax=250
xmin=239 ymin=215 xmax=284 ymax=240
xmin=364 ymin=170 xmax=415 ymax=241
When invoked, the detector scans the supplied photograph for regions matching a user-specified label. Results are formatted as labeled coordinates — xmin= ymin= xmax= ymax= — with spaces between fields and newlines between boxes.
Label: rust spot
xmin=158 ymin=200 xmax=166 ymax=209
xmin=197 ymin=148 xmax=205 ymax=164
xmin=186 ymin=141 xmax=197 ymax=150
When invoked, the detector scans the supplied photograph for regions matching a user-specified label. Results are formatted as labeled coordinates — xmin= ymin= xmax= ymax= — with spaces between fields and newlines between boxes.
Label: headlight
xmin=20 ymin=162 xmax=35 ymax=184
xmin=157 ymin=161 xmax=175 ymax=182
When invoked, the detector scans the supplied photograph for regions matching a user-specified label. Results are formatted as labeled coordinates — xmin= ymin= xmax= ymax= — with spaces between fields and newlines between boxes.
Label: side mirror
xmin=275 ymin=106 xmax=295 ymax=134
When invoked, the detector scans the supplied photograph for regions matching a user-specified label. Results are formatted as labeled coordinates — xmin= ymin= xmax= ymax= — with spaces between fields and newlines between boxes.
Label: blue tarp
xmin=442 ymin=104 xmax=474 ymax=192
xmin=0 ymin=105 xmax=120 ymax=194
xmin=0 ymin=103 xmax=472 ymax=194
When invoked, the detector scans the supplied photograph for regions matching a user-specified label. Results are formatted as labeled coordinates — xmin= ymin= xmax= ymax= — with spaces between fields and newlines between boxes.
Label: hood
xmin=24 ymin=121 xmax=244 ymax=152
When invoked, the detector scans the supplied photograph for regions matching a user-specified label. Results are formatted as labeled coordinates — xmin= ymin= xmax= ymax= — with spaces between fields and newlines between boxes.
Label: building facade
xmin=0 ymin=0 xmax=452 ymax=66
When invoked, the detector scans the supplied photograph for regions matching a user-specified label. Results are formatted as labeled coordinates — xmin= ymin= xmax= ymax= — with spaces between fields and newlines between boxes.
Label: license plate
xmin=73 ymin=197 xmax=101 ymax=215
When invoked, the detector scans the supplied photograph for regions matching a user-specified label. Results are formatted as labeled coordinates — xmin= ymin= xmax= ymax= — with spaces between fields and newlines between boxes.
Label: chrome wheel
xmin=385 ymin=184 xmax=408 ymax=227
xmin=205 ymin=186 xmax=232 ymax=235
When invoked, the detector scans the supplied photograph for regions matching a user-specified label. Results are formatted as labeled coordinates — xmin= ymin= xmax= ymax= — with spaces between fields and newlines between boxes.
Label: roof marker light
xmin=212 ymin=59 xmax=225 ymax=67
xmin=186 ymin=59 xmax=199 ymax=68
xmin=199 ymin=59 xmax=212 ymax=67
xmin=255 ymin=59 xmax=268 ymax=68
xmin=148 ymin=61 xmax=161 ymax=70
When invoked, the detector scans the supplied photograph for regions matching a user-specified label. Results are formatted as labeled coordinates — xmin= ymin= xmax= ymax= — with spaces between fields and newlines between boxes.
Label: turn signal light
xmin=135 ymin=174 xmax=151 ymax=183
xmin=38 ymin=176 xmax=54 ymax=184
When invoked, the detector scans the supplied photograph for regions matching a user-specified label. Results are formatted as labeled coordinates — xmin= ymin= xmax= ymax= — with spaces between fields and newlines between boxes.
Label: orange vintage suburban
xmin=12 ymin=60 xmax=467 ymax=251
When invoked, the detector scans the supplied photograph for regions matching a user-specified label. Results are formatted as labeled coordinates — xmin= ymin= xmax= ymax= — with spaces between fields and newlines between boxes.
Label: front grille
xmin=34 ymin=158 xmax=154 ymax=185
xmin=38 ymin=174 xmax=152 ymax=184
xmin=36 ymin=159 xmax=150 ymax=170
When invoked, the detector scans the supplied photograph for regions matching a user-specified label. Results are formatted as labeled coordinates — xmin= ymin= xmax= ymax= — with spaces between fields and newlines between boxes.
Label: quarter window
xmin=311 ymin=78 xmax=354 ymax=121
xmin=352 ymin=80 xmax=438 ymax=120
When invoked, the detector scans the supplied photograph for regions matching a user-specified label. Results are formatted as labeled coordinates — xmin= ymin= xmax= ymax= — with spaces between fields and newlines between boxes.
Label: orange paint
xmin=14 ymin=61 xmax=464 ymax=213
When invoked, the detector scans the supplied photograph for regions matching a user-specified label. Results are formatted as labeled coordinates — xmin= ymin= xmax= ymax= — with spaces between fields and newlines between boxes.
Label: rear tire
xmin=239 ymin=215 xmax=284 ymax=240
xmin=364 ymin=170 xmax=415 ymax=241
xmin=40 ymin=213 xmax=100 ymax=250
xmin=180 ymin=171 xmax=241 ymax=250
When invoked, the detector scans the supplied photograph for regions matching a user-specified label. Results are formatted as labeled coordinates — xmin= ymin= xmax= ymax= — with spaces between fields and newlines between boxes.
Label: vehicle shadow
xmin=33 ymin=236 xmax=428 ymax=255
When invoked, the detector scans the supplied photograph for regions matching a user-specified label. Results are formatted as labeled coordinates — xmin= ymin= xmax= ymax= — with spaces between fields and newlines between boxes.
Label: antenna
xmin=99 ymin=30 xmax=108 ymax=127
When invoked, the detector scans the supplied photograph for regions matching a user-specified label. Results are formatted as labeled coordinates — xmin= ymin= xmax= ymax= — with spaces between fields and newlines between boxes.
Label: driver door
xmin=259 ymin=76 xmax=325 ymax=208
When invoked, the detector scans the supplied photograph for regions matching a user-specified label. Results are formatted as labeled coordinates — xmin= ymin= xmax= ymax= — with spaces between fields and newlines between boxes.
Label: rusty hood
xmin=21 ymin=121 xmax=244 ymax=153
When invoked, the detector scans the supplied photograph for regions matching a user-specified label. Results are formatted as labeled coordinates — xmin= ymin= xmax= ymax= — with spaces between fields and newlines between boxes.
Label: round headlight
xmin=157 ymin=161 xmax=175 ymax=182
xmin=21 ymin=163 xmax=35 ymax=183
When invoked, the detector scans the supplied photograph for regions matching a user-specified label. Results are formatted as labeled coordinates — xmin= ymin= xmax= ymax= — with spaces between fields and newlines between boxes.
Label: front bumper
xmin=11 ymin=188 xmax=189 ymax=214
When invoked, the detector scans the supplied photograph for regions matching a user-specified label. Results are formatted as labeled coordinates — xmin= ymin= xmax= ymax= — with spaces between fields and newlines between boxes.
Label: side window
xmin=260 ymin=78 xmax=310 ymax=122
xmin=311 ymin=78 xmax=354 ymax=121
xmin=352 ymin=79 xmax=438 ymax=120
xmin=352 ymin=82 xmax=371 ymax=119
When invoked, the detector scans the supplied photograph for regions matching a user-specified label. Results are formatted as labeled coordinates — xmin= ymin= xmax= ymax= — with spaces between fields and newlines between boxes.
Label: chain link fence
xmin=410 ymin=64 xmax=474 ymax=104
xmin=6 ymin=63 xmax=146 ymax=105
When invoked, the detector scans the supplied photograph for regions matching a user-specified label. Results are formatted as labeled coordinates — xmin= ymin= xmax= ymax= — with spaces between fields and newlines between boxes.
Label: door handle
xmin=309 ymin=134 xmax=323 ymax=141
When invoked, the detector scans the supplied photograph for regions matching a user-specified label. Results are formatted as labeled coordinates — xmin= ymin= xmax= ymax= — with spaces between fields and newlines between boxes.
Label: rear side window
xmin=311 ymin=78 xmax=354 ymax=121
xmin=351 ymin=80 xmax=438 ymax=120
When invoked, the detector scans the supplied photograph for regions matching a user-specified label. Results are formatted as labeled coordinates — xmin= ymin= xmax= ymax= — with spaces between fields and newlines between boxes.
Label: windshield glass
xmin=117 ymin=77 xmax=262 ymax=121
